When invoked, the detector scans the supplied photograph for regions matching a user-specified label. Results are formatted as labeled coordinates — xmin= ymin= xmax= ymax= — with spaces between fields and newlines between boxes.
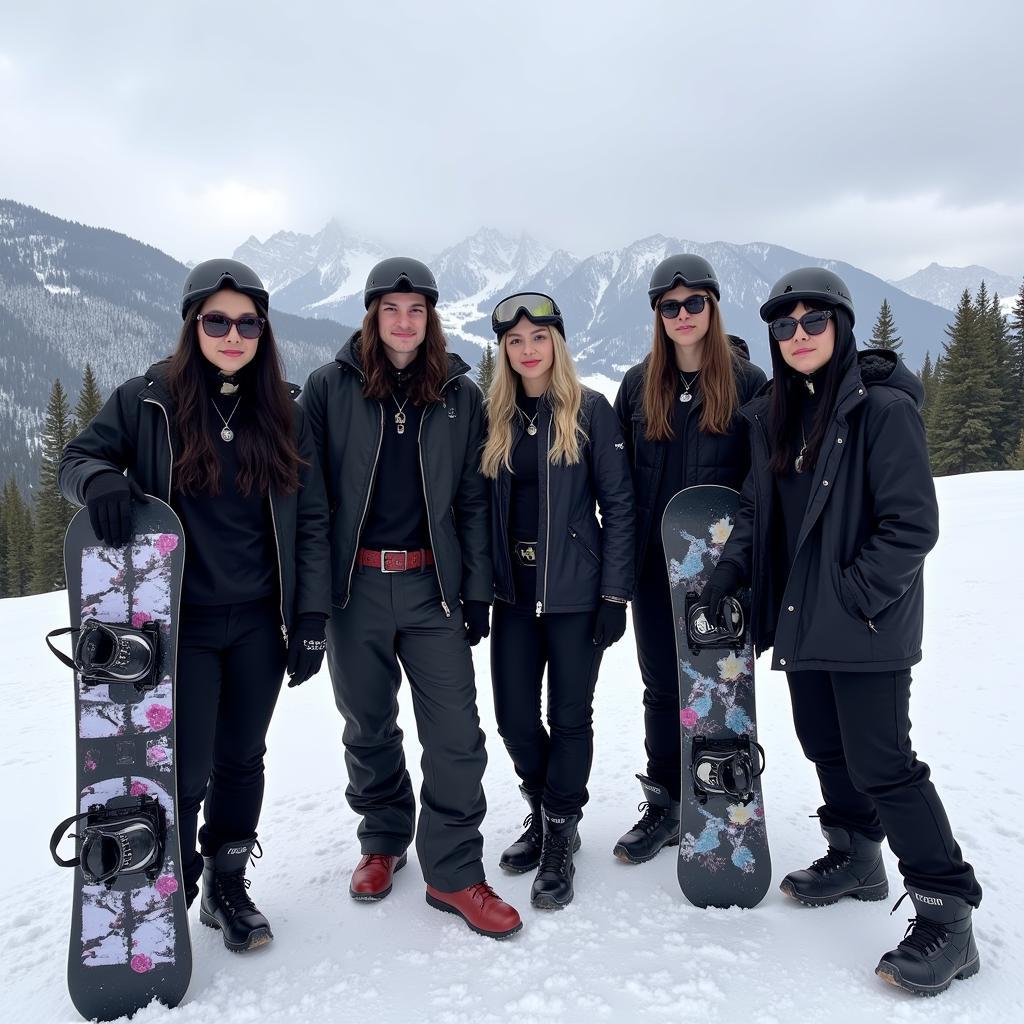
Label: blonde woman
xmin=612 ymin=255 xmax=766 ymax=865
xmin=482 ymin=292 xmax=635 ymax=909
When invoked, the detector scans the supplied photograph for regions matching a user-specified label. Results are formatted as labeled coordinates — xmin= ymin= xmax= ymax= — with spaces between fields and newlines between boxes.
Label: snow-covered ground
xmin=2 ymin=472 xmax=1022 ymax=1023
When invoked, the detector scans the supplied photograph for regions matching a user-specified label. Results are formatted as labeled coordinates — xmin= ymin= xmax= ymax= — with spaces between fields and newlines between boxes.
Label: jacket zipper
xmin=343 ymin=402 xmax=385 ymax=607
xmin=567 ymin=526 xmax=600 ymax=564
xmin=537 ymin=416 xmax=553 ymax=617
xmin=142 ymin=396 xmax=174 ymax=498
xmin=418 ymin=375 xmax=461 ymax=618
xmin=267 ymin=496 xmax=289 ymax=645
xmin=497 ymin=432 xmax=515 ymax=604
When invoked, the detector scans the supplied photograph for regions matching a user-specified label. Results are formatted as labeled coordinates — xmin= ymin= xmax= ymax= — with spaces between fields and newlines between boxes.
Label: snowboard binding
xmin=46 ymin=618 xmax=162 ymax=690
xmin=690 ymin=737 xmax=766 ymax=805
xmin=50 ymin=794 xmax=166 ymax=888
xmin=685 ymin=592 xmax=745 ymax=654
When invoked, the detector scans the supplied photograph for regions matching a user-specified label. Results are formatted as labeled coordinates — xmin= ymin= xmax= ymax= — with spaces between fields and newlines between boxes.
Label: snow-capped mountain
xmin=891 ymin=262 xmax=1021 ymax=313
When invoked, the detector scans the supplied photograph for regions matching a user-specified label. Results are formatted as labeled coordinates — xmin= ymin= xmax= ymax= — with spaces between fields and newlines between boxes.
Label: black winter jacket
xmin=613 ymin=344 xmax=767 ymax=569
xmin=299 ymin=334 xmax=491 ymax=613
xmin=57 ymin=361 xmax=331 ymax=638
xmin=720 ymin=350 xmax=938 ymax=673
xmin=490 ymin=387 xmax=635 ymax=613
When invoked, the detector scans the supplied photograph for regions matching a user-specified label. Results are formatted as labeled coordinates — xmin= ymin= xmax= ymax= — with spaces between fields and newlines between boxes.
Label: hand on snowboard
xmin=287 ymin=614 xmax=328 ymax=686
xmin=698 ymin=561 xmax=743 ymax=627
xmin=85 ymin=472 xmax=148 ymax=548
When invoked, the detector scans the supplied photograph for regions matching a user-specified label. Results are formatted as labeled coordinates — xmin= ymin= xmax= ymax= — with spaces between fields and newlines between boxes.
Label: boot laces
xmin=361 ymin=853 xmax=396 ymax=870
xmin=631 ymin=801 xmax=666 ymax=836
xmin=467 ymin=881 xmax=502 ymax=908
xmin=539 ymin=831 xmax=571 ymax=874
xmin=216 ymin=871 xmax=257 ymax=915
xmin=810 ymin=845 xmax=852 ymax=876
xmin=899 ymin=916 xmax=949 ymax=956
xmin=515 ymin=813 xmax=542 ymax=846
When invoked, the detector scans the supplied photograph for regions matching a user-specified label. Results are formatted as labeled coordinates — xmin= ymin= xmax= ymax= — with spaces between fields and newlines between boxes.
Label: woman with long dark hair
xmin=612 ymin=255 xmax=766 ymax=864
xmin=482 ymin=293 xmax=634 ymax=909
xmin=59 ymin=259 xmax=330 ymax=952
xmin=700 ymin=267 xmax=981 ymax=995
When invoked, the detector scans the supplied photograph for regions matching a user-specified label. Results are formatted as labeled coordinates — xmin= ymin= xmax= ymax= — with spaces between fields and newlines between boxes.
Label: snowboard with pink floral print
xmin=63 ymin=498 xmax=191 ymax=1020
xmin=662 ymin=485 xmax=771 ymax=909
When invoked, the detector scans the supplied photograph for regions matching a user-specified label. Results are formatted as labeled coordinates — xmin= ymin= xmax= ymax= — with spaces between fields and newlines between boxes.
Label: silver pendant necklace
xmin=392 ymin=392 xmax=410 ymax=435
xmin=518 ymin=405 xmax=540 ymax=436
xmin=679 ymin=370 xmax=700 ymax=403
xmin=795 ymin=423 xmax=808 ymax=474
xmin=211 ymin=398 xmax=242 ymax=443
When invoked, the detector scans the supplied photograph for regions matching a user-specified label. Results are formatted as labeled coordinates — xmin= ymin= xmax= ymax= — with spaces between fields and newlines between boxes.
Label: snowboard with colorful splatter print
xmin=62 ymin=498 xmax=191 ymax=1020
xmin=662 ymin=485 xmax=771 ymax=909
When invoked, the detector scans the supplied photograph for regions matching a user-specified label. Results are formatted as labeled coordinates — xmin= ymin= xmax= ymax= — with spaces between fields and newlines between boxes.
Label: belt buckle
xmin=381 ymin=549 xmax=408 ymax=573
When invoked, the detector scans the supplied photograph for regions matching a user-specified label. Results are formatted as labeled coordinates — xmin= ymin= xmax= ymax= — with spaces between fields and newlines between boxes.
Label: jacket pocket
xmin=832 ymin=562 xmax=874 ymax=632
xmin=568 ymin=524 xmax=601 ymax=565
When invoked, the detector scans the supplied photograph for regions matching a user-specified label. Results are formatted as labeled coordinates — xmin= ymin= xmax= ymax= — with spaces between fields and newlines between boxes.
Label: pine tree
xmin=1009 ymin=278 xmax=1024 ymax=440
xmin=73 ymin=363 xmax=104 ymax=435
xmin=1011 ymin=431 xmax=1024 ymax=471
xmin=918 ymin=350 xmax=936 ymax=425
xmin=983 ymin=290 xmax=1017 ymax=466
xmin=928 ymin=290 xmax=1001 ymax=475
xmin=866 ymin=298 xmax=903 ymax=355
xmin=0 ymin=478 xmax=35 ymax=597
xmin=476 ymin=342 xmax=496 ymax=397
xmin=31 ymin=379 xmax=76 ymax=591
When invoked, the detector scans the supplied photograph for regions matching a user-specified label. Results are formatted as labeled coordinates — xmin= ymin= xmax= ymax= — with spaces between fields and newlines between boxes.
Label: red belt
xmin=359 ymin=548 xmax=435 ymax=573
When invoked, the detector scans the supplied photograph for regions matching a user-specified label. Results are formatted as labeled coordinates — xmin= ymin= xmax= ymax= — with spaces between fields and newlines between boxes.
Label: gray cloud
xmin=2 ymin=0 xmax=1021 ymax=279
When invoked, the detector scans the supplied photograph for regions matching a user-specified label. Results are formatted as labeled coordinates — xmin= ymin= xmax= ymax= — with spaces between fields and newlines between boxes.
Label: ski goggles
xmin=658 ymin=295 xmax=710 ymax=319
xmin=196 ymin=312 xmax=267 ymax=340
xmin=491 ymin=293 xmax=564 ymax=338
xmin=769 ymin=309 xmax=833 ymax=342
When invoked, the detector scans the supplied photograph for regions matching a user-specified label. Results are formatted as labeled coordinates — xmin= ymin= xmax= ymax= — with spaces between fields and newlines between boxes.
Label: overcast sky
xmin=2 ymin=1 xmax=1022 ymax=280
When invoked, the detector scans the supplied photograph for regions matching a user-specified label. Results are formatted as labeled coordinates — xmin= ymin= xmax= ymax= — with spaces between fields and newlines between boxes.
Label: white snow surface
xmin=2 ymin=472 xmax=1022 ymax=1023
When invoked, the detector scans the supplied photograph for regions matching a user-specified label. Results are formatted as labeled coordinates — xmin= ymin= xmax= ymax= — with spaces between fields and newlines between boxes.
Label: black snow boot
xmin=612 ymin=775 xmax=680 ymax=864
xmin=499 ymin=786 xmax=544 ymax=873
xmin=875 ymin=888 xmax=980 ymax=995
xmin=531 ymin=809 xmax=578 ymax=910
xmin=199 ymin=838 xmax=273 ymax=952
xmin=780 ymin=824 xmax=889 ymax=906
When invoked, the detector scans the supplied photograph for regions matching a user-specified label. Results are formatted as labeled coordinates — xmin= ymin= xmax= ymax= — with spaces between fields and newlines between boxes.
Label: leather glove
xmin=592 ymin=599 xmax=627 ymax=650
xmin=698 ymin=561 xmax=743 ymax=627
xmin=85 ymin=472 xmax=148 ymax=548
xmin=463 ymin=600 xmax=491 ymax=647
xmin=287 ymin=614 xmax=328 ymax=687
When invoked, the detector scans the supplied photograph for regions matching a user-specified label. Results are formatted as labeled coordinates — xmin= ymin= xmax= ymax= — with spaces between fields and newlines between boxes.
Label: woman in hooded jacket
xmin=700 ymin=267 xmax=981 ymax=996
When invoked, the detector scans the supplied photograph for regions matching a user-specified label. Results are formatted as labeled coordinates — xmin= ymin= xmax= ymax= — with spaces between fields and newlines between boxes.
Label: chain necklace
xmin=211 ymin=398 xmax=242 ymax=443
xmin=517 ymin=405 xmax=540 ymax=436
xmin=795 ymin=422 xmax=808 ymax=474
xmin=392 ymin=392 xmax=410 ymax=435
xmin=679 ymin=370 xmax=700 ymax=403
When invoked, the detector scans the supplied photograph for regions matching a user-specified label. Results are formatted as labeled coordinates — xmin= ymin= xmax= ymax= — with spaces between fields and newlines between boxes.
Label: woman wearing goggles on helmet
xmin=481 ymin=293 xmax=635 ymax=910
xmin=59 ymin=258 xmax=331 ymax=952
xmin=611 ymin=254 xmax=766 ymax=866
xmin=699 ymin=267 xmax=982 ymax=995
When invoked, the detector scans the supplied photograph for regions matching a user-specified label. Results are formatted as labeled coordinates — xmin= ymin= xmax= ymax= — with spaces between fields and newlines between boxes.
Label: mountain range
xmin=2 ymin=197 xmax=1020 ymax=491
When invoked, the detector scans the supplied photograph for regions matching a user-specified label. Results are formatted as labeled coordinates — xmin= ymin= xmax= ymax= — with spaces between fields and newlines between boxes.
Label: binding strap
xmin=45 ymin=627 xmax=79 ymax=672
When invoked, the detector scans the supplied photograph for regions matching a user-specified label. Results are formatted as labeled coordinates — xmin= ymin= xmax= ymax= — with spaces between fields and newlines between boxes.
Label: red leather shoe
xmin=425 ymin=881 xmax=523 ymax=939
xmin=349 ymin=852 xmax=407 ymax=901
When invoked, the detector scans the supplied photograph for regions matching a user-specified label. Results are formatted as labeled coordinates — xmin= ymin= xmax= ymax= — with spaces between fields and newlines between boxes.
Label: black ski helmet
xmin=648 ymin=254 xmax=721 ymax=307
xmin=180 ymin=258 xmax=269 ymax=319
xmin=364 ymin=256 xmax=439 ymax=308
xmin=759 ymin=267 xmax=855 ymax=327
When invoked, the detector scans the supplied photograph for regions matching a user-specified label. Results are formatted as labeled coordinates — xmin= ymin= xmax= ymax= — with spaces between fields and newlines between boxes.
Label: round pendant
xmin=794 ymin=454 xmax=804 ymax=474
xmin=527 ymin=423 xmax=538 ymax=436
xmin=680 ymin=391 xmax=693 ymax=403
xmin=220 ymin=427 xmax=234 ymax=443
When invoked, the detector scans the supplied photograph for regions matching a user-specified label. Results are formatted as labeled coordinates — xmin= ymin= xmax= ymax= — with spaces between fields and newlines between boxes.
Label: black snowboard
xmin=58 ymin=498 xmax=191 ymax=1020
xmin=661 ymin=485 xmax=770 ymax=909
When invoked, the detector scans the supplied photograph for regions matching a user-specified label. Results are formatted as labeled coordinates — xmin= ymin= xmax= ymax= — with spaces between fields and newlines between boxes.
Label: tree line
xmin=3 ymin=284 xmax=1022 ymax=601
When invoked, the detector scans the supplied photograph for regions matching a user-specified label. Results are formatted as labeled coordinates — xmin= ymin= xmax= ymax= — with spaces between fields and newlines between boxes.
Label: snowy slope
xmin=2 ymin=472 xmax=1022 ymax=1023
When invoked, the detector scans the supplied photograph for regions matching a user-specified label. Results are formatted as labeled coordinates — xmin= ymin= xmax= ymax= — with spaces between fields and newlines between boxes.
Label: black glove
xmin=698 ymin=561 xmax=743 ymax=627
xmin=592 ymin=599 xmax=627 ymax=650
xmin=463 ymin=600 xmax=491 ymax=647
xmin=287 ymin=614 xmax=327 ymax=687
xmin=85 ymin=472 xmax=148 ymax=548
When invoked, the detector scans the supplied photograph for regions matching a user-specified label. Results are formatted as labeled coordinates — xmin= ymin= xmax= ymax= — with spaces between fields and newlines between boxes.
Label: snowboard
xmin=661 ymin=484 xmax=770 ymax=909
xmin=51 ymin=498 xmax=191 ymax=1020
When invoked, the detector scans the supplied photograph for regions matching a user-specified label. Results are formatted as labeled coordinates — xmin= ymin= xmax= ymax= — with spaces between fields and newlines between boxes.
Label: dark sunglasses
xmin=769 ymin=309 xmax=833 ymax=342
xmin=196 ymin=312 xmax=266 ymax=340
xmin=658 ymin=295 xmax=709 ymax=318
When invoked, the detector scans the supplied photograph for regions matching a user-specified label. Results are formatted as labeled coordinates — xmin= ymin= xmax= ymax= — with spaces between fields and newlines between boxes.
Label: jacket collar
xmin=336 ymin=330 xmax=471 ymax=389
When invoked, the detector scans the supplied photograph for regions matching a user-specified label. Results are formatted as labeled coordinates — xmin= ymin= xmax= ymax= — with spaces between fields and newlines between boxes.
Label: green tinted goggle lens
xmin=492 ymin=293 xmax=561 ymax=334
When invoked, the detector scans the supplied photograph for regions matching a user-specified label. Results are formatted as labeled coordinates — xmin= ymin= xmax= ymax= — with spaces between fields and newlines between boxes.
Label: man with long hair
xmin=301 ymin=257 xmax=522 ymax=938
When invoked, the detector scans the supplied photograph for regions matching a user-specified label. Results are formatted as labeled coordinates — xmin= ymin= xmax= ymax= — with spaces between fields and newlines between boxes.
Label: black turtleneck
xmin=360 ymin=359 xmax=431 ymax=552
xmin=173 ymin=360 xmax=277 ymax=606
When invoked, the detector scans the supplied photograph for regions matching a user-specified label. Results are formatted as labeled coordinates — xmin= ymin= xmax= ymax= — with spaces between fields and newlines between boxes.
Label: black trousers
xmin=326 ymin=564 xmax=488 ymax=892
xmin=176 ymin=598 xmax=287 ymax=893
xmin=631 ymin=545 xmax=681 ymax=798
xmin=490 ymin=600 xmax=604 ymax=817
xmin=787 ymin=668 xmax=982 ymax=906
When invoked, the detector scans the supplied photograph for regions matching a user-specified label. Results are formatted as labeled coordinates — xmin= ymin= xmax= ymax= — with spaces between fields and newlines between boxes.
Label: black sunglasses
xmin=196 ymin=312 xmax=266 ymax=340
xmin=658 ymin=295 xmax=709 ymax=318
xmin=769 ymin=309 xmax=833 ymax=342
